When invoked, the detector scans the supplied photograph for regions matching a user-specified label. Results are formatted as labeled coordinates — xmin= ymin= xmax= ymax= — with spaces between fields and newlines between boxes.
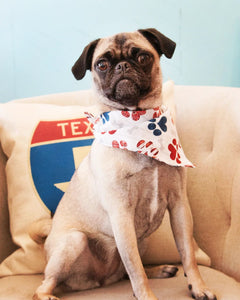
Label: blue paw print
xmin=101 ymin=112 xmax=110 ymax=124
xmin=148 ymin=116 xmax=167 ymax=136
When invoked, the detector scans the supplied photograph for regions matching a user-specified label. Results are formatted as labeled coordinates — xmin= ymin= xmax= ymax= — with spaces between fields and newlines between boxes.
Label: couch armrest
xmin=0 ymin=144 xmax=17 ymax=263
xmin=175 ymin=85 xmax=240 ymax=281
xmin=221 ymin=145 xmax=240 ymax=280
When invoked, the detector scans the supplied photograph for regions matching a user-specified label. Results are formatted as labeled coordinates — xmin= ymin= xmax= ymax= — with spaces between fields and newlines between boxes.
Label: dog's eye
xmin=97 ymin=60 xmax=109 ymax=71
xmin=137 ymin=54 xmax=151 ymax=65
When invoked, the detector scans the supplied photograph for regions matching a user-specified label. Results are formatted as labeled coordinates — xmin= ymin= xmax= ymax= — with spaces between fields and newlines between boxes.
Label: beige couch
xmin=0 ymin=84 xmax=240 ymax=299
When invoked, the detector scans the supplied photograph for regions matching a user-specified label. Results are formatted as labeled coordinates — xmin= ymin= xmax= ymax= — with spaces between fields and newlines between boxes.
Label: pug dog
xmin=31 ymin=28 xmax=217 ymax=300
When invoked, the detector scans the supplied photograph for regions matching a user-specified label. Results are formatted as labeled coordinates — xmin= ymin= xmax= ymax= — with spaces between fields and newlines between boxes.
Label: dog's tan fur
xmin=31 ymin=29 xmax=216 ymax=300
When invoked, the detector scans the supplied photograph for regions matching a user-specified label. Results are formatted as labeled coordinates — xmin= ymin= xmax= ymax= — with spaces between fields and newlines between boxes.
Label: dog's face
xmin=72 ymin=28 xmax=176 ymax=110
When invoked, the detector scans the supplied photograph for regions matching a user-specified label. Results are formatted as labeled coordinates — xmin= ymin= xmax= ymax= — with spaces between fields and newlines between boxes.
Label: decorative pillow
xmin=0 ymin=102 xmax=96 ymax=276
xmin=0 ymin=82 xmax=210 ymax=278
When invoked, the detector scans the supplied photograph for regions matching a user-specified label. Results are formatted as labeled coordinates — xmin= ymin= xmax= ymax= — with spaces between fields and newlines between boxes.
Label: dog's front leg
xmin=168 ymin=192 xmax=217 ymax=300
xmin=110 ymin=211 xmax=157 ymax=300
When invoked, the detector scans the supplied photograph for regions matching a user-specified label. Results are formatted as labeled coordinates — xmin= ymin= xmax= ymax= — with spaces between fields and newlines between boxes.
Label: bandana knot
xmin=86 ymin=106 xmax=194 ymax=168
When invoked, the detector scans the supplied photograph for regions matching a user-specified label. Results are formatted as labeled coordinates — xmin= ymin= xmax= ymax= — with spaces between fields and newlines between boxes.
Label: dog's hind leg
xmin=33 ymin=230 xmax=96 ymax=300
xmin=144 ymin=265 xmax=178 ymax=279
xmin=139 ymin=240 xmax=178 ymax=279
xmin=33 ymin=277 xmax=59 ymax=300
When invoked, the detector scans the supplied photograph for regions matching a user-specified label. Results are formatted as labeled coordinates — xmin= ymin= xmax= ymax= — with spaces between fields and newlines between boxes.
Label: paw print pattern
xmin=148 ymin=116 xmax=167 ymax=136
xmin=136 ymin=140 xmax=159 ymax=158
xmin=100 ymin=129 xmax=117 ymax=135
xmin=168 ymin=138 xmax=181 ymax=164
xmin=100 ymin=112 xmax=110 ymax=124
xmin=112 ymin=140 xmax=128 ymax=149
xmin=152 ymin=107 xmax=162 ymax=118
xmin=121 ymin=110 xmax=146 ymax=121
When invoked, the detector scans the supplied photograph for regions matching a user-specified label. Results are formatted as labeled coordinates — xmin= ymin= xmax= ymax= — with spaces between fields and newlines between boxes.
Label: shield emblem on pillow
xmin=30 ymin=117 xmax=94 ymax=213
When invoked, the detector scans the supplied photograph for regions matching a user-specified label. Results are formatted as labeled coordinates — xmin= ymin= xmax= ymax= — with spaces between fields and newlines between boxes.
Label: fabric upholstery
xmin=0 ymin=266 xmax=240 ymax=300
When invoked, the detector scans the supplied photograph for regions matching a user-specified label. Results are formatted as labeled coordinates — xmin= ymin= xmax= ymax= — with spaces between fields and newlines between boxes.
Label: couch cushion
xmin=0 ymin=266 xmax=239 ymax=300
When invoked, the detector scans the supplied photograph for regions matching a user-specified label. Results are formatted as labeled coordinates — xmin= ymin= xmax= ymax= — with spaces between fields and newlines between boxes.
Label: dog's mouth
xmin=114 ymin=79 xmax=139 ymax=99
xmin=110 ymin=78 xmax=150 ymax=107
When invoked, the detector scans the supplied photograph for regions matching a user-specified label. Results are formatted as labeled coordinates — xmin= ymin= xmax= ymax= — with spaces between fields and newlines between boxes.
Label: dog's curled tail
xmin=28 ymin=218 xmax=52 ymax=244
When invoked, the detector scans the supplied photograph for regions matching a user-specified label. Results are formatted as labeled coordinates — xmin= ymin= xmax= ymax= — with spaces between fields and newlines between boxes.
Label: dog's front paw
xmin=188 ymin=283 xmax=217 ymax=300
xmin=33 ymin=293 xmax=60 ymax=300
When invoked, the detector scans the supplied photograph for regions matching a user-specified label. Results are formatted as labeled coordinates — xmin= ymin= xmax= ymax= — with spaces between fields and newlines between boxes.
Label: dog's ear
xmin=72 ymin=39 xmax=100 ymax=80
xmin=138 ymin=28 xmax=176 ymax=59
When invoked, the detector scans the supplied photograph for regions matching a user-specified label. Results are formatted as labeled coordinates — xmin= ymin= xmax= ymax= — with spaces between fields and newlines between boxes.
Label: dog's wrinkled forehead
xmin=92 ymin=32 xmax=156 ymax=62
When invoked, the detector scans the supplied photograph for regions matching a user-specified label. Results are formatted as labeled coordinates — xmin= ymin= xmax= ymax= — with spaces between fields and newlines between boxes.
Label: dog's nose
xmin=115 ymin=61 xmax=130 ymax=73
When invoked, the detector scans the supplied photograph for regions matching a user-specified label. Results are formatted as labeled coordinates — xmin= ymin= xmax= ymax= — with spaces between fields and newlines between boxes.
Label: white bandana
xmin=86 ymin=106 xmax=194 ymax=168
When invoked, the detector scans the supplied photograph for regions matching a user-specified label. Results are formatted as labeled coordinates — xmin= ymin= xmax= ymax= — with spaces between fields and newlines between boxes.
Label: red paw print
xmin=168 ymin=139 xmax=181 ymax=164
xmin=121 ymin=111 xmax=130 ymax=118
xmin=153 ymin=107 xmax=161 ymax=118
xmin=121 ymin=110 xmax=146 ymax=121
xmin=132 ymin=110 xmax=146 ymax=121
xmin=136 ymin=140 xmax=159 ymax=158
xmin=108 ymin=130 xmax=117 ymax=135
xmin=112 ymin=140 xmax=128 ymax=149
